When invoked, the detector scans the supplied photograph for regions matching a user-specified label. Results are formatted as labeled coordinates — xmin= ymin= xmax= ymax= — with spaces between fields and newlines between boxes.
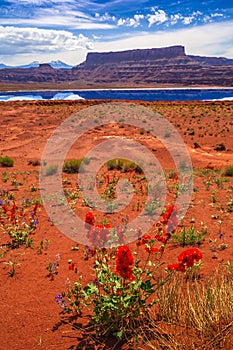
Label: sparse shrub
xmin=0 ymin=155 xmax=14 ymax=167
xmin=193 ymin=142 xmax=200 ymax=149
xmin=224 ymin=165 xmax=233 ymax=177
xmin=106 ymin=158 xmax=143 ymax=174
xmin=214 ymin=142 xmax=226 ymax=151
xmin=171 ymin=226 xmax=208 ymax=246
xmin=45 ymin=165 xmax=58 ymax=176
xmin=188 ymin=128 xmax=195 ymax=136
xmin=28 ymin=159 xmax=40 ymax=166
xmin=62 ymin=158 xmax=90 ymax=174
xmin=164 ymin=131 xmax=171 ymax=138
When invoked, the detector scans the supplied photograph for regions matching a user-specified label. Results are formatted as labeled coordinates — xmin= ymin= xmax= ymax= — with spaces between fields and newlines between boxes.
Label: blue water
xmin=0 ymin=88 xmax=233 ymax=102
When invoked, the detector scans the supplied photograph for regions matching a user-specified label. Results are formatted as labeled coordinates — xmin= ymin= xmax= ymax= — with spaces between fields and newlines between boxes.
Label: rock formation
xmin=1 ymin=45 xmax=233 ymax=86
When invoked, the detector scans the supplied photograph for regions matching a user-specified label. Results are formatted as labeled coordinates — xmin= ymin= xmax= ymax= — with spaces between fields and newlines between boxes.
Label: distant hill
xmin=0 ymin=46 xmax=233 ymax=87
xmin=0 ymin=60 xmax=73 ymax=70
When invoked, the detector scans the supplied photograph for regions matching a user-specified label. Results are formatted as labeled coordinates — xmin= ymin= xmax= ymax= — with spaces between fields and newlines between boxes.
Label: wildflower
xmin=55 ymin=253 xmax=60 ymax=263
xmin=145 ymin=246 xmax=159 ymax=254
xmin=178 ymin=248 xmax=202 ymax=268
xmin=167 ymin=248 xmax=202 ymax=272
xmin=33 ymin=203 xmax=38 ymax=214
xmin=85 ymin=245 xmax=96 ymax=258
xmin=115 ymin=245 xmax=135 ymax=281
xmin=116 ymin=225 xmax=124 ymax=244
xmin=68 ymin=260 xmax=77 ymax=272
xmin=162 ymin=205 xmax=179 ymax=233
xmin=85 ymin=212 xmax=95 ymax=227
xmin=55 ymin=293 xmax=66 ymax=309
xmin=138 ymin=234 xmax=151 ymax=246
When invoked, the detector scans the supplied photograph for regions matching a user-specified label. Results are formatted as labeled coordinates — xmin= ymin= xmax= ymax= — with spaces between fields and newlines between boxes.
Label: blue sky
xmin=0 ymin=0 xmax=233 ymax=65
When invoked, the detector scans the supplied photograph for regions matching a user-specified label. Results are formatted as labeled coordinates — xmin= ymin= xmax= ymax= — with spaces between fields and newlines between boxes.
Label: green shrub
xmin=172 ymin=226 xmax=208 ymax=246
xmin=45 ymin=165 xmax=58 ymax=176
xmin=28 ymin=159 xmax=40 ymax=166
xmin=0 ymin=156 xmax=14 ymax=167
xmin=106 ymin=158 xmax=142 ymax=174
xmin=224 ymin=165 xmax=233 ymax=177
xmin=63 ymin=158 xmax=90 ymax=174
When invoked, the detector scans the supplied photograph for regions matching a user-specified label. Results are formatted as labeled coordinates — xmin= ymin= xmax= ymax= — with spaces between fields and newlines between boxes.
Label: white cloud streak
xmin=0 ymin=26 xmax=94 ymax=55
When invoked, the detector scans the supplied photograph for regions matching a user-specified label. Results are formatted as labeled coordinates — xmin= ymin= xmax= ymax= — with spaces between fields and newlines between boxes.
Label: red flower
xmin=178 ymin=248 xmax=202 ymax=268
xmin=145 ymin=246 xmax=159 ymax=254
xmin=85 ymin=212 xmax=95 ymax=226
xmin=68 ymin=261 xmax=77 ymax=271
xmin=168 ymin=248 xmax=202 ymax=272
xmin=138 ymin=234 xmax=151 ymax=246
xmin=2 ymin=204 xmax=8 ymax=213
xmin=116 ymin=245 xmax=134 ymax=281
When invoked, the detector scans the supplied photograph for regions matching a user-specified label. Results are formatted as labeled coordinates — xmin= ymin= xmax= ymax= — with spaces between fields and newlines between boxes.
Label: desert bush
xmin=214 ymin=142 xmax=226 ymax=151
xmin=28 ymin=159 xmax=40 ymax=166
xmin=63 ymin=158 xmax=90 ymax=173
xmin=45 ymin=165 xmax=58 ymax=176
xmin=193 ymin=142 xmax=200 ymax=149
xmin=0 ymin=155 xmax=14 ymax=167
xmin=106 ymin=158 xmax=143 ymax=174
xmin=171 ymin=226 xmax=208 ymax=246
xmin=224 ymin=165 xmax=233 ymax=177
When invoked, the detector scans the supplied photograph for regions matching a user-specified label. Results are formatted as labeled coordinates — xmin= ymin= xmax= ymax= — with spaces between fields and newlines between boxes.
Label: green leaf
xmin=115 ymin=330 xmax=123 ymax=339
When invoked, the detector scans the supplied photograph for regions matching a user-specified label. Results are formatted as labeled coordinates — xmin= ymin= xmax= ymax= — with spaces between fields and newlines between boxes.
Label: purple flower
xmin=55 ymin=253 xmax=60 ymax=262
xmin=85 ymin=245 xmax=91 ymax=254
xmin=55 ymin=293 xmax=66 ymax=309
xmin=52 ymin=262 xmax=57 ymax=272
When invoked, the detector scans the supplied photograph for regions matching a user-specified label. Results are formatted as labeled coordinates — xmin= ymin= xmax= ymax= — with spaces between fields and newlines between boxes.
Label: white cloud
xmin=211 ymin=13 xmax=223 ymax=18
xmin=170 ymin=13 xmax=183 ymax=25
xmin=6 ymin=0 xmax=77 ymax=4
xmin=0 ymin=26 xmax=93 ymax=55
xmin=182 ymin=16 xmax=194 ymax=25
xmin=117 ymin=14 xmax=144 ymax=27
xmin=0 ymin=16 xmax=116 ymax=30
xmin=147 ymin=10 xmax=168 ymax=27
xmin=0 ymin=4 xmax=117 ymax=30
xmin=95 ymin=12 xmax=116 ymax=22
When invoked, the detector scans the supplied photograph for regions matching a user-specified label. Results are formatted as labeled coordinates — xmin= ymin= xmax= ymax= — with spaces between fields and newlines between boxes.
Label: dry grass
xmin=138 ymin=269 xmax=233 ymax=349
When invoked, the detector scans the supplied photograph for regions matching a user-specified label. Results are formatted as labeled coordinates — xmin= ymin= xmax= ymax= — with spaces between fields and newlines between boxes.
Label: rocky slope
xmin=0 ymin=46 xmax=233 ymax=86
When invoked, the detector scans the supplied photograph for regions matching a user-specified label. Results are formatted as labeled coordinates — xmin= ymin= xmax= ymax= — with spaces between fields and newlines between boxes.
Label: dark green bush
xmin=0 ymin=156 xmax=14 ymax=167
xmin=106 ymin=158 xmax=143 ymax=174
xmin=224 ymin=165 xmax=233 ymax=177
xmin=63 ymin=158 xmax=90 ymax=174
xmin=214 ymin=143 xmax=226 ymax=151
xmin=28 ymin=159 xmax=40 ymax=166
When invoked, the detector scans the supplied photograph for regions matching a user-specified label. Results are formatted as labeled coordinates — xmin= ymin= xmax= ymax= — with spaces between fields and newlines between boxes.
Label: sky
xmin=0 ymin=0 xmax=233 ymax=66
